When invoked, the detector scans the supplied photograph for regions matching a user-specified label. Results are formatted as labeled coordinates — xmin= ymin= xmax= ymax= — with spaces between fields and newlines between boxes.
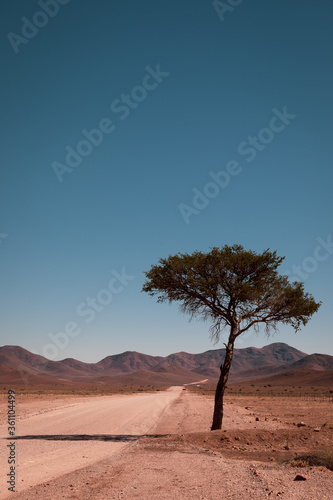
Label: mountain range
xmin=0 ymin=343 xmax=332 ymax=386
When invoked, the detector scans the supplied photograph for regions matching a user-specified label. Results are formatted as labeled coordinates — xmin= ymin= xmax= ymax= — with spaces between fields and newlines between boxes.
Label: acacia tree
xmin=142 ymin=244 xmax=321 ymax=430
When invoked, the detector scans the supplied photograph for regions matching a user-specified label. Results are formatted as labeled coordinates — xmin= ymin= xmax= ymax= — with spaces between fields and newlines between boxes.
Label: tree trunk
xmin=211 ymin=330 xmax=236 ymax=430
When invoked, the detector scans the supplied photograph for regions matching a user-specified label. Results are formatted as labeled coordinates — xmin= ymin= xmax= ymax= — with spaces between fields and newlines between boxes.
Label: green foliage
xmin=142 ymin=244 xmax=321 ymax=341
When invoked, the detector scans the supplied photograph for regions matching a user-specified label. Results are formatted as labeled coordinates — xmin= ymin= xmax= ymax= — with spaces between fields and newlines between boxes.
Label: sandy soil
xmin=1 ymin=388 xmax=332 ymax=499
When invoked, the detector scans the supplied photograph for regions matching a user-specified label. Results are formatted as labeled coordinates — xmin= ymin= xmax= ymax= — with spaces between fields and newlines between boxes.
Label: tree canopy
xmin=142 ymin=244 xmax=320 ymax=341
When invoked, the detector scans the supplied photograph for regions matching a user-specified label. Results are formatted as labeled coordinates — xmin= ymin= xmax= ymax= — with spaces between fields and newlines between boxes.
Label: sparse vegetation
xmin=1 ymin=384 xmax=167 ymax=398
xmin=289 ymin=448 xmax=333 ymax=471
xmin=185 ymin=384 xmax=333 ymax=399
xmin=289 ymin=459 xmax=309 ymax=468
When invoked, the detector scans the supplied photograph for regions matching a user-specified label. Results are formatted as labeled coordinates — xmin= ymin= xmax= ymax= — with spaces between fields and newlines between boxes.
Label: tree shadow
xmin=7 ymin=434 xmax=169 ymax=442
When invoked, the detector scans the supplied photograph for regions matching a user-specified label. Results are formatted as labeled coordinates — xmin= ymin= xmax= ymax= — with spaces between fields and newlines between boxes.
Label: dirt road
xmin=0 ymin=387 xmax=182 ymax=498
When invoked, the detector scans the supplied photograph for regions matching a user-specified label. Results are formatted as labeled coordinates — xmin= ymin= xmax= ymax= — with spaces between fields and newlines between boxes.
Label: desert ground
xmin=1 ymin=385 xmax=332 ymax=499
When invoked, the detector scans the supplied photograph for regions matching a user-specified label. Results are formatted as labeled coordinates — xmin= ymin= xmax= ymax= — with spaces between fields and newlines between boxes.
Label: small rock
xmin=297 ymin=422 xmax=306 ymax=427
xmin=313 ymin=427 xmax=321 ymax=432
xmin=234 ymin=436 xmax=240 ymax=441
xmin=255 ymin=417 xmax=260 ymax=421
xmin=245 ymin=406 xmax=252 ymax=410
xmin=294 ymin=474 xmax=308 ymax=481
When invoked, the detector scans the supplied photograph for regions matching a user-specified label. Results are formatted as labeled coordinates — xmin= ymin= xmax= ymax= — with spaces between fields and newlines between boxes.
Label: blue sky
xmin=1 ymin=0 xmax=332 ymax=362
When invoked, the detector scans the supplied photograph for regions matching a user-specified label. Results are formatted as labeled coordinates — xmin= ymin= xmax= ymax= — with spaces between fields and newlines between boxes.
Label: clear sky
xmin=1 ymin=0 xmax=332 ymax=362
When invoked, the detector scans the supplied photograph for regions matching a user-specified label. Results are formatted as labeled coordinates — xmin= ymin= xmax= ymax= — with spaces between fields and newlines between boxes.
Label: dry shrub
xmin=290 ymin=448 xmax=333 ymax=471
xmin=289 ymin=459 xmax=309 ymax=468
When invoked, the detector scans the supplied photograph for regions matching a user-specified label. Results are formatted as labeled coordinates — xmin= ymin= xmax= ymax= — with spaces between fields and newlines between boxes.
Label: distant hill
xmin=231 ymin=352 xmax=333 ymax=383
xmin=0 ymin=343 xmax=332 ymax=386
xmin=286 ymin=353 xmax=333 ymax=371
xmin=239 ymin=368 xmax=333 ymax=387
xmin=96 ymin=351 xmax=164 ymax=375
